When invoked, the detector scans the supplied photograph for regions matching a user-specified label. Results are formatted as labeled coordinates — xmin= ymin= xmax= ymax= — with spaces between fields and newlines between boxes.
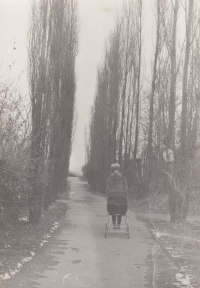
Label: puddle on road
xmin=73 ymin=198 xmax=98 ymax=204
xmin=72 ymin=260 xmax=82 ymax=264
xmin=70 ymin=247 xmax=79 ymax=252
xmin=49 ymin=250 xmax=65 ymax=255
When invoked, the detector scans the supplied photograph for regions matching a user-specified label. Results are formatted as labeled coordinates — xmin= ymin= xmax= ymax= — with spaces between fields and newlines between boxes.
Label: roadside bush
xmin=0 ymin=86 xmax=32 ymax=225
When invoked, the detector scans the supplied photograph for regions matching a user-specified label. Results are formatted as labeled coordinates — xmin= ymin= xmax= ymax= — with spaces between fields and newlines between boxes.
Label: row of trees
xmin=0 ymin=0 xmax=79 ymax=225
xmin=28 ymin=0 xmax=78 ymax=222
xmin=85 ymin=0 xmax=200 ymax=223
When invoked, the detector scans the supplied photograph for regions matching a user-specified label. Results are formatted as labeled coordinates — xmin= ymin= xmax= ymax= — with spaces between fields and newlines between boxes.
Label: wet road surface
xmin=2 ymin=177 xmax=155 ymax=288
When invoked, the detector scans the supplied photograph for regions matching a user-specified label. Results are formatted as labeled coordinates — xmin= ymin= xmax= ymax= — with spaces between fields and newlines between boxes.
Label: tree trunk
xmin=133 ymin=0 xmax=142 ymax=161
xmin=167 ymin=0 xmax=179 ymax=148
xmin=146 ymin=0 xmax=160 ymax=193
xmin=118 ymin=69 xmax=128 ymax=166
xmin=181 ymin=0 xmax=194 ymax=157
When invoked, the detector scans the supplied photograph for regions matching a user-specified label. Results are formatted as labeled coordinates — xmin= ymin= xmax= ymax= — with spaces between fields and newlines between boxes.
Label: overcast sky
xmin=70 ymin=0 xmax=124 ymax=174
xmin=0 ymin=0 xmax=154 ymax=175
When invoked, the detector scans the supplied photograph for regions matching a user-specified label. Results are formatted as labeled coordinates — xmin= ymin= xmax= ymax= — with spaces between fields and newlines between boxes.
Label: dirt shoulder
xmin=129 ymin=193 xmax=200 ymax=287
xmin=0 ymin=192 xmax=69 ymax=283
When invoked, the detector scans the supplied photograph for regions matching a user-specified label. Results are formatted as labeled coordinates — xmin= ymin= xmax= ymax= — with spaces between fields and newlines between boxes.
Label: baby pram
xmin=104 ymin=192 xmax=129 ymax=238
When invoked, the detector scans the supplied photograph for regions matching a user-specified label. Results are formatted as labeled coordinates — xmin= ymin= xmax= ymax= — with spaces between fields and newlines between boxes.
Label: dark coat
xmin=106 ymin=172 xmax=128 ymax=198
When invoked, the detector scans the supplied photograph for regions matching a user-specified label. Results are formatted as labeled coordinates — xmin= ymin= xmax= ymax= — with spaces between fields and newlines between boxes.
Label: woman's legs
xmin=112 ymin=214 xmax=122 ymax=228
xmin=117 ymin=215 xmax=122 ymax=225
xmin=112 ymin=214 xmax=116 ymax=226
xmin=107 ymin=205 xmax=127 ymax=228
xmin=116 ymin=206 xmax=127 ymax=227
xmin=107 ymin=205 xmax=117 ymax=227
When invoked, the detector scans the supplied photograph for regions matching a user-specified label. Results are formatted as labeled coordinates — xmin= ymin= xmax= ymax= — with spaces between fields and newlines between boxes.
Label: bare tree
xmin=167 ymin=0 xmax=179 ymax=147
xmin=145 ymin=0 xmax=163 ymax=193
xmin=181 ymin=0 xmax=194 ymax=156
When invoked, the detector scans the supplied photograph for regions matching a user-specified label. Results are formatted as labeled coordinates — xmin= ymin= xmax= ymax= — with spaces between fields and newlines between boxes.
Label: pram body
xmin=104 ymin=192 xmax=129 ymax=238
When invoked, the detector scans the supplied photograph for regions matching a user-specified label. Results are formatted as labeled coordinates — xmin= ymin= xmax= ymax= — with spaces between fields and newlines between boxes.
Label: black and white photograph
xmin=0 ymin=0 xmax=200 ymax=287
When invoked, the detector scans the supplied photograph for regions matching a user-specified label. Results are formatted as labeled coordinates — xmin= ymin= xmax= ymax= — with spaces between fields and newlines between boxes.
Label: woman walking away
xmin=106 ymin=163 xmax=128 ymax=229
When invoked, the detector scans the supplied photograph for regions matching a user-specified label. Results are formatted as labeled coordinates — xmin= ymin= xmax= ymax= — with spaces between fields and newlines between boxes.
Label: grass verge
xmin=0 ymin=192 xmax=68 ymax=282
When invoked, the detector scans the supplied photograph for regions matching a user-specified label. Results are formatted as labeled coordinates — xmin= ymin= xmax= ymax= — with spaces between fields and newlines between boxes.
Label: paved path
xmin=2 ymin=177 xmax=155 ymax=288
